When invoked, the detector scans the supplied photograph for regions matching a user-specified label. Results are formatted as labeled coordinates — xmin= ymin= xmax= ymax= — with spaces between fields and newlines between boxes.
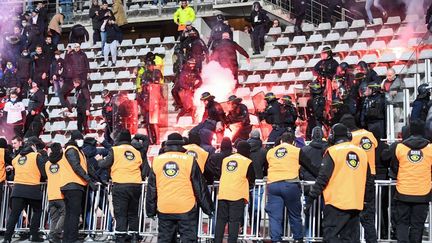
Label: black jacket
xmin=33 ymin=52 xmax=51 ymax=76
xmin=205 ymin=148 xmax=232 ymax=183
xmin=211 ymin=39 xmax=249 ymax=67
xmin=203 ymin=100 xmax=227 ymax=124
xmin=98 ymin=141 xmax=150 ymax=184
xmin=182 ymin=36 xmax=208 ymax=61
xmin=300 ymin=140 xmax=328 ymax=181
xmin=11 ymin=145 xmax=47 ymax=200
xmin=250 ymin=9 xmax=269 ymax=28
xmin=43 ymin=42 xmax=57 ymax=61
xmin=75 ymin=87 xmax=91 ymax=112
xmin=146 ymin=146 xmax=214 ymax=218
xmin=260 ymin=99 xmax=282 ymax=125
xmin=281 ymin=103 xmax=298 ymax=128
xmin=89 ymin=4 xmax=102 ymax=29
xmin=208 ymin=22 xmax=233 ymax=50
xmin=313 ymin=57 xmax=339 ymax=79
xmin=69 ymin=24 xmax=90 ymax=43
xmin=68 ymin=50 xmax=90 ymax=78
xmin=390 ymin=136 xmax=431 ymax=203
xmin=247 ymin=137 xmax=268 ymax=179
xmin=61 ymin=141 xmax=95 ymax=191
xmin=106 ymin=23 xmax=123 ymax=44
xmin=51 ymin=58 xmax=65 ymax=79
xmin=27 ymin=88 xmax=45 ymax=114
xmin=2 ymin=69 xmax=19 ymax=88
xmin=16 ymin=55 xmax=33 ymax=80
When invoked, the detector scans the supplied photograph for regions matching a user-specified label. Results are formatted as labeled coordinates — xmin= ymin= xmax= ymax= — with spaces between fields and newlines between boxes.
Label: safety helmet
xmin=309 ymin=81 xmax=323 ymax=94
xmin=418 ymin=83 xmax=431 ymax=98
xmin=339 ymin=62 xmax=349 ymax=71
xmin=216 ymin=14 xmax=225 ymax=22
xmin=264 ymin=92 xmax=277 ymax=101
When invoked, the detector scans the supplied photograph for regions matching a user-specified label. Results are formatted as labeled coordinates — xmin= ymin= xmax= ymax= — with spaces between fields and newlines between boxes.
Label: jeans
xmin=48 ymin=200 xmax=65 ymax=239
xmin=101 ymin=31 xmax=107 ymax=51
xmin=53 ymin=78 xmax=63 ymax=97
xmin=266 ymin=181 xmax=303 ymax=241
xmin=50 ymin=30 xmax=61 ymax=46
xmin=61 ymin=3 xmax=73 ymax=22
xmin=365 ymin=0 xmax=386 ymax=22
xmin=249 ymin=188 xmax=264 ymax=234
xmin=103 ymin=40 xmax=119 ymax=65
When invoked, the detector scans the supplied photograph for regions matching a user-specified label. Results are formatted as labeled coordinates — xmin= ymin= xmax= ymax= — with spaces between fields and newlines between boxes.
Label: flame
xmin=194 ymin=61 xmax=237 ymax=122
xmin=391 ymin=47 xmax=406 ymax=59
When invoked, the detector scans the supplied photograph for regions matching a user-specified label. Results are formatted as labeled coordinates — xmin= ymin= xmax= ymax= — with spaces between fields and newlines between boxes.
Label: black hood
xmin=309 ymin=140 xmax=328 ymax=149
xmin=248 ymin=137 xmax=262 ymax=152
xmin=402 ymin=136 xmax=430 ymax=150
xmin=19 ymin=145 xmax=35 ymax=156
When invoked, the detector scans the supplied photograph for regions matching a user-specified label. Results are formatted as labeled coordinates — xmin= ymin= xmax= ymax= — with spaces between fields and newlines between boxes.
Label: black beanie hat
xmin=49 ymin=142 xmax=62 ymax=152
xmin=188 ymin=132 xmax=201 ymax=145
xmin=220 ymin=137 xmax=232 ymax=152
xmin=409 ymin=119 xmax=425 ymax=137
xmin=27 ymin=136 xmax=45 ymax=150
xmin=70 ymin=130 xmax=83 ymax=140
xmin=236 ymin=141 xmax=251 ymax=158
xmin=332 ymin=123 xmax=349 ymax=139
xmin=116 ymin=129 xmax=132 ymax=143
xmin=339 ymin=114 xmax=357 ymax=131
xmin=166 ymin=132 xmax=185 ymax=146
xmin=0 ymin=138 xmax=7 ymax=149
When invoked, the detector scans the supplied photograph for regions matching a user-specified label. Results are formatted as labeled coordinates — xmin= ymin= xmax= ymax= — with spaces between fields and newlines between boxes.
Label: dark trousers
xmin=394 ymin=200 xmax=429 ymax=243
xmin=77 ymin=110 xmax=88 ymax=134
xmin=4 ymin=197 xmax=42 ymax=240
xmin=50 ymin=30 xmax=61 ymax=46
xmin=48 ymin=200 xmax=66 ymax=239
xmin=360 ymin=200 xmax=377 ymax=243
xmin=322 ymin=205 xmax=360 ymax=243
xmin=62 ymin=190 xmax=84 ymax=243
xmin=292 ymin=0 xmax=306 ymax=33
xmin=157 ymin=209 xmax=198 ymax=243
xmin=112 ymin=185 xmax=141 ymax=233
xmin=214 ymin=199 xmax=245 ymax=243
xmin=266 ymin=181 xmax=303 ymax=241
xmin=59 ymin=81 xmax=75 ymax=111
xmin=267 ymin=127 xmax=286 ymax=148
xmin=24 ymin=113 xmax=36 ymax=136
xmin=93 ymin=29 xmax=101 ymax=45
xmin=231 ymin=124 xmax=252 ymax=145
xmin=252 ymin=24 xmax=266 ymax=53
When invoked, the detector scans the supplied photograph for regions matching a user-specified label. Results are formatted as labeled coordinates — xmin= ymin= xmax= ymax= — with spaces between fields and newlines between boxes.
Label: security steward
xmin=266 ymin=132 xmax=319 ymax=243
xmin=4 ymin=140 xmax=47 ymax=243
xmin=259 ymin=92 xmax=283 ymax=146
xmin=45 ymin=143 xmax=66 ymax=243
xmin=184 ymin=132 xmax=209 ymax=173
xmin=390 ymin=119 xmax=432 ymax=243
xmin=226 ymin=95 xmax=252 ymax=143
xmin=59 ymin=130 xmax=98 ymax=243
xmin=305 ymin=123 xmax=368 ymax=243
xmin=97 ymin=130 xmax=149 ymax=243
xmin=146 ymin=133 xmax=213 ymax=242
xmin=214 ymin=141 xmax=255 ymax=243
xmin=340 ymin=114 xmax=378 ymax=243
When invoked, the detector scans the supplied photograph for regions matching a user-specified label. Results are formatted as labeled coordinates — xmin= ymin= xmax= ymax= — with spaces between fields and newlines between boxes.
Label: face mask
xmin=55 ymin=55 xmax=60 ymax=59
xmin=10 ymin=98 xmax=16 ymax=102
xmin=22 ymin=52 xmax=28 ymax=56
xmin=6 ymin=65 xmax=12 ymax=69
xmin=76 ymin=139 xmax=84 ymax=147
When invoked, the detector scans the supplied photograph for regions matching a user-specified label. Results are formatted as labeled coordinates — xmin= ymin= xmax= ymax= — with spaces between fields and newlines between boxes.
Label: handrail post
xmin=386 ymin=104 xmax=395 ymax=143
xmin=403 ymin=88 xmax=410 ymax=126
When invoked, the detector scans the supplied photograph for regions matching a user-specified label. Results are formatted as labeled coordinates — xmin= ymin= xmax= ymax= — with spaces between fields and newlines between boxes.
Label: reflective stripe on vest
xmin=351 ymin=129 xmax=378 ymax=175
xmin=12 ymin=152 xmax=41 ymax=186
xmin=323 ymin=142 xmax=368 ymax=210
xmin=45 ymin=161 xmax=64 ymax=201
xmin=396 ymin=143 xmax=432 ymax=196
xmin=266 ymin=143 xmax=300 ymax=183
xmin=111 ymin=144 xmax=142 ymax=184
xmin=153 ymin=151 xmax=195 ymax=214
xmin=184 ymin=144 xmax=209 ymax=173
xmin=59 ymin=146 xmax=88 ymax=187
xmin=218 ymin=153 xmax=252 ymax=202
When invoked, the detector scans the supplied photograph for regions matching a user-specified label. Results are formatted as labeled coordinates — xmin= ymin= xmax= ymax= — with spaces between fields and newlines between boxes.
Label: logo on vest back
xmin=18 ymin=156 xmax=27 ymax=165
xmin=346 ymin=152 xmax=360 ymax=169
xmin=275 ymin=147 xmax=287 ymax=158
xmin=163 ymin=162 xmax=179 ymax=178
xmin=408 ymin=150 xmax=423 ymax=163
xmin=360 ymin=137 xmax=372 ymax=151
xmin=186 ymin=150 xmax=198 ymax=159
xmin=49 ymin=164 xmax=59 ymax=174
xmin=226 ymin=160 xmax=238 ymax=172
xmin=124 ymin=151 xmax=135 ymax=161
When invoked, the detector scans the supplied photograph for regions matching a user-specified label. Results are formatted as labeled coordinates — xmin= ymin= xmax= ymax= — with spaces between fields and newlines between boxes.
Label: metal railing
xmin=1 ymin=180 xmax=430 ymax=242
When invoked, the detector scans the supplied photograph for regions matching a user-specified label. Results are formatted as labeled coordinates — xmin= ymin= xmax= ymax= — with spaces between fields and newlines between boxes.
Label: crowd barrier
xmin=0 ymin=180 xmax=431 ymax=241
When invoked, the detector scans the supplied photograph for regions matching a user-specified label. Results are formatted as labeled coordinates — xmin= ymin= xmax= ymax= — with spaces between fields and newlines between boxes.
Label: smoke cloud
xmin=193 ymin=61 xmax=237 ymax=121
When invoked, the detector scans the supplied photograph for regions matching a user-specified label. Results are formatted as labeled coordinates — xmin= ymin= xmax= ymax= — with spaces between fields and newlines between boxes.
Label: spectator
xmin=101 ymin=18 xmax=122 ymax=67
xmin=411 ymin=83 xmax=432 ymax=122
xmin=26 ymin=24 xmax=43 ymax=52
xmin=2 ymin=62 xmax=19 ymax=91
xmin=11 ymin=135 xmax=23 ymax=157
xmin=30 ymin=8 xmax=45 ymax=34
xmin=4 ymin=26 xmax=25 ymax=64
xmin=69 ymin=24 xmax=90 ymax=44
xmin=98 ymin=1 xmax=115 ymax=51
xmin=48 ymin=12 xmax=64 ymax=46
xmin=35 ymin=1 xmax=48 ymax=31
xmin=365 ymin=0 xmax=387 ymax=24
xmin=50 ymin=50 xmax=65 ymax=97
xmin=101 ymin=90 xmax=114 ymax=144
xmin=72 ymin=78 xmax=90 ymax=134
xmin=112 ymin=0 xmax=128 ymax=27
xmin=16 ymin=49 xmax=32 ymax=95
xmin=250 ymin=1 xmax=269 ymax=55
xmin=381 ymin=68 xmax=405 ymax=134
xmin=60 ymin=0 xmax=73 ymax=24
xmin=210 ymin=32 xmax=250 ymax=83
xmin=3 ymin=91 xmax=25 ymax=139
xmin=272 ymin=19 xmax=280 ymax=28
xmin=205 ymin=137 xmax=233 ymax=183
xmin=42 ymin=35 xmax=57 ymax=61
xmin=173 ymin=0 xmax=196 ymax=37
xmin=69 ymin=43 xmax=89 ymax=86
xmin=247 ymin=130 xmax=268 ymax=179
xmin=300 ymin=126 xmax=327 ymax=181
xmin=32 ymin=45 xmax=50 ymax=94
xmin=82 ymin=136 xmax=112 ymax=183
xmin=24 ymin=80 xmax=45 ymax=135
xmin=292 ymin=0 xmax=305 ymax=35
xmin=89 ymin=0 xmax=102 ymax=45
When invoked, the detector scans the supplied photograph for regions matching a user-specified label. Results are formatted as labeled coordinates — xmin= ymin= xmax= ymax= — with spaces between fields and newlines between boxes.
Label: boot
xmin=130 ymin=233 xmax=139 ymax=243
xmin=115 ymin=234 xmax=126 ymax=243
xmin=30 ymin=234 xmax=45 ymax=242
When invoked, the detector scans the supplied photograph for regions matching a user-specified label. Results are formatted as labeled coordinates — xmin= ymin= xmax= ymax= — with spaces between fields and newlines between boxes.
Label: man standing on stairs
xmin=173 ymin=0 xmax=196 ymax=39
xmin=211 ymin=32 xmax=250 ymax=85
xmin=250 ymin=1 xmax=269 ymax=55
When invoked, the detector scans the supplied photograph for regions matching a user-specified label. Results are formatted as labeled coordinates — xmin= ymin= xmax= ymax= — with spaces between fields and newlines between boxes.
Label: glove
xmin=88 ymin=181 xmax=98 ymax=191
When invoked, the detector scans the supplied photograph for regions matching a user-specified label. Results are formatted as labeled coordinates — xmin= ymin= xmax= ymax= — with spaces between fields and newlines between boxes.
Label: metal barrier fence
xmin=1 ymin=180 xmax=431 ymax=241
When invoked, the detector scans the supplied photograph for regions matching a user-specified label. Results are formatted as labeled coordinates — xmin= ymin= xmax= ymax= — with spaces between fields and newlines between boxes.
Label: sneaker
xmin=112 ymin=62 xmax=116 ymax=67
xmin=100 ymin=62 xmax=107 ymax=67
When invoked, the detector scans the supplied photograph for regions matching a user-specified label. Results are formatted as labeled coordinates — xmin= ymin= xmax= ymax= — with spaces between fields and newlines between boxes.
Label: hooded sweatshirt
xmin=247 ymin=137 xmax=268 ymax=179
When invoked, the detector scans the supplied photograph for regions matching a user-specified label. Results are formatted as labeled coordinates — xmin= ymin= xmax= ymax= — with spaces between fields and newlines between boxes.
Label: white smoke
xmin=193 ymin=61 xmax=237 ymax=121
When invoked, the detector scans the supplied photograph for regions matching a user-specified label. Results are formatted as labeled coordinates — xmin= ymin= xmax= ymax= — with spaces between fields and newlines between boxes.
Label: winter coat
xmin=16 ymin=55 xmax=33 ymax=80
xmin=112 ymin=0 xmax=128 ymax=26
xmin=247 ymin=137 xmax=268 ymax=179
xmin=200 ymin=128 xmax=216 ymax=155
xmin=381 ymin=76 xmax=405 ymax=105
xmin=299 ymin=140 xmax=328 ymax=181
xmin=89 ymin=4 xmax=102 ymax=30
xmin=48 ymin=13 xmax=64 ymax=35
xmin=68 ymin=50 xmax=90 ymax=77
xmin=105 ymin=23 xmax=123 ymax=44
xmin=69 ymin=24 xmax=89 ymax=43
xmin=211 ymin=39 xmax=249 ymax=68
xmin=173 ymin=5 xmax=196 ymax=26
